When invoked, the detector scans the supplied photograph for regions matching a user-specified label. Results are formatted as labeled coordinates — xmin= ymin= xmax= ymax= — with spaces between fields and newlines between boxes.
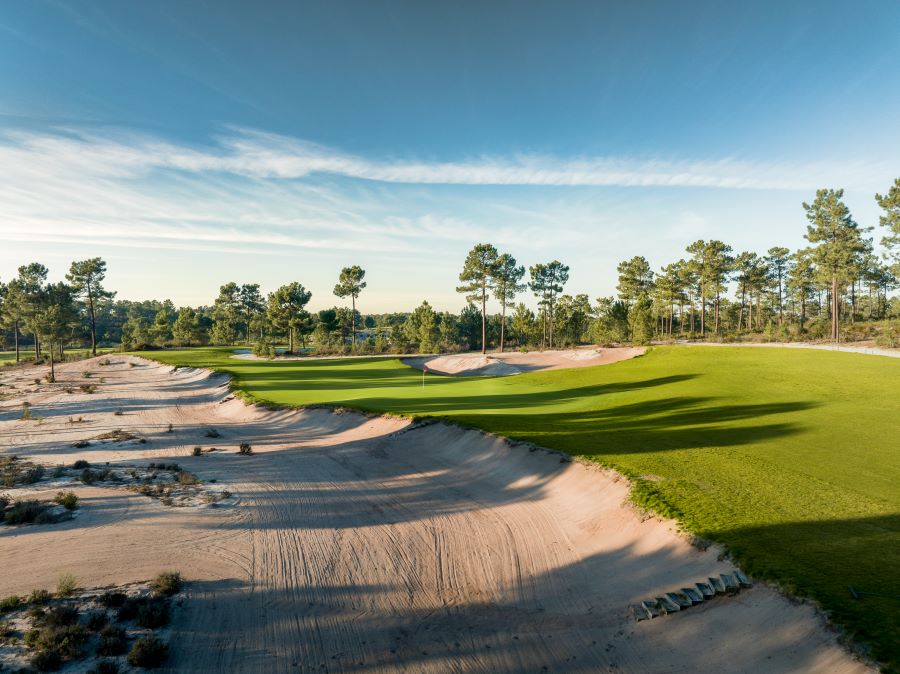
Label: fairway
xmin=148 ymin=345 xmax=900 ymax=670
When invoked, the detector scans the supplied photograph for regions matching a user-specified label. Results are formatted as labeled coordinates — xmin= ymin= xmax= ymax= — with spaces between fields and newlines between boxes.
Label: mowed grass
xmin=147 ymin=345 xmax=899 ymax=670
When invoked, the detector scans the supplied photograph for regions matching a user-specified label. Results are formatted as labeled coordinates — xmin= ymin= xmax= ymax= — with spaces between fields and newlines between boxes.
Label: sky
xmin=1 ymin=0 xmax=899 ymax=312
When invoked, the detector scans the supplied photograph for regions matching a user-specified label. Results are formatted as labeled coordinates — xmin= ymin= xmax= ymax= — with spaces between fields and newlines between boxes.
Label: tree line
xmin=2 ymin=182 xmax=899 ymax=362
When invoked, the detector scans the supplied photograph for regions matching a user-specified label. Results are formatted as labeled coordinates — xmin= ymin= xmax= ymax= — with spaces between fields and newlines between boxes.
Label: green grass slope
xmin=145 ymin=346 xmax=899 ymax=670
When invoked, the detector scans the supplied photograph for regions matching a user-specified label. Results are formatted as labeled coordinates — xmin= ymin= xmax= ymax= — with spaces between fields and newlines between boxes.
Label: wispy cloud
xmin=0 ymin=125 xmax=889 ymax=269
xmin=2 ymin=126 xmax=889 ymax=191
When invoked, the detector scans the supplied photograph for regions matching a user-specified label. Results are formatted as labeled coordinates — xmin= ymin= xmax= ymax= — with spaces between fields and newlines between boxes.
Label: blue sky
xmin=1 ymin=1 xmax=899 ymax=311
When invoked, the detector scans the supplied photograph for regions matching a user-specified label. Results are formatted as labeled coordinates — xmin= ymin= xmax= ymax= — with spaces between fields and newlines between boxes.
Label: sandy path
xmin=0 ymin=357 xmax=870 ymax=673
xmin=403 ymin=347 xmax=646 ymax=376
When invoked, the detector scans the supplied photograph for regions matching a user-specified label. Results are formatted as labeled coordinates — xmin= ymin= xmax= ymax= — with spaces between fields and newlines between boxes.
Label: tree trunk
xmin=700 ymin=291 xmax=706 ymax=336
xmin=714 ymin=291 xmax=720 ymax=334
xmin=548 ymin=297 xmax=554 ymax=349
xmin=832 ymin=276 xmax=839 ymax=342
xmin=289 ymin=327 xmax=294 ymax=354
xmin=499 ymin=301 xmax=506 ymax=353
xmin=14 ymin=322 xmax=19 ymax=363
xmin=48 ymin=343 xmax=55 ymax=382
xmin=351 ymin=295 xmax=357 ymax=350
xmin=480 ymin=282 xmax=486 ymax=355
xmin=88 ymin=286 xmax=97 ymax=356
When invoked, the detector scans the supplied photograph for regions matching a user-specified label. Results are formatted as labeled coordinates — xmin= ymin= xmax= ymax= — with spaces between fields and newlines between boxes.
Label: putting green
xmin=145 ymin=345 xmax=899 ymax=671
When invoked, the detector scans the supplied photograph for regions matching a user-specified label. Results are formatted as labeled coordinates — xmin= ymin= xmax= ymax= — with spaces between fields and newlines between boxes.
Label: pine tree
xmin=457 ymin=244 xmax=499 ymax=354
xmin=492 ymin=253 xmax=525 ymax=352
xmin=803 ymin=188 xmax=868 ymax=341
xmin=333 ymin=266 xmax=367 ymax=350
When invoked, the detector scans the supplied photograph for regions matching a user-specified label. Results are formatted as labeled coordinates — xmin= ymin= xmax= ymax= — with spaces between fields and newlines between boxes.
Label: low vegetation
xmin=0 ymin=574 xmax=181 ymax=671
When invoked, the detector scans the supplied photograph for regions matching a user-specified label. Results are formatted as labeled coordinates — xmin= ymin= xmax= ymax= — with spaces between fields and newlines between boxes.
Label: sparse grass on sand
xmin=143 ymin=345 xmax=900 ymax=670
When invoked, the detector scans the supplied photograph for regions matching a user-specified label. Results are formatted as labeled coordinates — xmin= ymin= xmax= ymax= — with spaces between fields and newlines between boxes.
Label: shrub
xmin=204 ymin=428 xmax=220 ymax=438
xmin=30 ymin=647 xmax=62 ymax=672
xmin=0 ymin=619 xmax=13 ymax=638
xmin=72 ymin=459 xmax=90 ymax=469
xmin=84 ymin=610 xmax=108 ymax=631
xmin=38 ymin=605 xmax=78 ymax=628
xmin=28 ymin=589 xmax=52 ymax=604
xmin=98 ymin=591 xmax=127 ymax=608
xmin=99 ymin=358 xmax=111 ymax=366
xmin=56 ymin=573 xmax=77 ymax=598
xmin=114 ymin=409 xmax=124 ymax=416
xmin=0 ymin=594 xmax=21 ymax=613
xmin=166 ymin=423 xmax=173 ymax=433
xmin=90 ymin=660 xmax=121 ymax=674
xmin=82 ymin=370 xmax=92 ymax=378
xmin=21 ymin=402 xmax=32 ymax=420
xmin=53 ymin=491 xmax=78 ymax=510
xmin=127 ymin=636 xmax=168 ymax=668
xmin=238 ymin=442 xmax=252 ymax=455
xmin=136 ymin=597 xmax=170 ymax=628
xmin=80 ymin=469 xmax=96 ymax=485
xmin=151 ymin=571 xmax=182 ymax=596
xmin=4 ymin=500 xmax=52 ymax=525
xmin=176 ymin=471 xmax=198 ymax=486
xmin=192 ymin=446 xmax=202 ymax=457
xmin=79 ymin=384 xmax=97 ymax=394
xmin=72 ymin=440 xmax=90 ymax=449
xmin=22 ymin=465 xmax=45 ymax=484
xmin=96 ymin=624 xmax=128 ymax=656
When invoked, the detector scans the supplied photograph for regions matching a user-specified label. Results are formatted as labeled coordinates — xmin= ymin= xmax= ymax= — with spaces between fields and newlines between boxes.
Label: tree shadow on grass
xmin=715 ymin=513 xmax=900 ymax=674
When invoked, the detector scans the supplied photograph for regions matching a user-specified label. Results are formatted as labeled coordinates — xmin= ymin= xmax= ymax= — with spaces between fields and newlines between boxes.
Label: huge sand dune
xmin=0 ymin=357 xmax=870 ymax=672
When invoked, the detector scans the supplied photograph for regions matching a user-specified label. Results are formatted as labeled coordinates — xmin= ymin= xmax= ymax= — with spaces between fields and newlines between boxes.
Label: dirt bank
xmin=0 ymin=356 xmax=871 ymax=673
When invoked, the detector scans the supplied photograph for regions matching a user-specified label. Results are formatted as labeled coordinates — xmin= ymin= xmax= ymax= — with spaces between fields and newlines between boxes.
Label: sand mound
xmin=0 ymin=355 xmax=871 ymax=673
xmin=405 ymin=346 xmax=646 ymax=376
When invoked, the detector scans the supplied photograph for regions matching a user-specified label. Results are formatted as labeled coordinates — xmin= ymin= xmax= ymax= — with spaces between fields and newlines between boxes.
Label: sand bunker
xmin=0 ymin=356 xmax=870 ymax=672
xmin=404 ymin=346 xmax=646 ymax=376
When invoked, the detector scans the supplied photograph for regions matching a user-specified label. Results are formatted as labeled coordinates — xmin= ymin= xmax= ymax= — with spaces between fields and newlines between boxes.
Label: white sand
xmin=404 ymin=346 xmax=646 ymax=376
xmin=0 ymin=356 xmax=871 ymax=673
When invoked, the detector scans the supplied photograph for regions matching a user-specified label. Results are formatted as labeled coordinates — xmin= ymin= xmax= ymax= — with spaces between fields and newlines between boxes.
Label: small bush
xmin=151 ymin=571 xmax=182 ymax=596
xmin=90 ymin=660 xmax=121 ymax=674
xmin=136 ymin=597 xmax=170 ymax=628
xmin=0 ymin=619 xmax=13 ymax=638
xmin=21 ymin=402 xmax=32 ymax=420
xmin=82 ymin=370 xmax=92 ymax=378
xmin=114 ymin=409 xmax=124 ymax=416
xmin=80 ymin=469 xmax=96 ymax=485
xmin=28 ymin=589 xmax=52 ymax=604
xmin=56 ymin=573 xmax=77 ymax=598
xmin=80 ymin=384 xmax=97 ymax=394
xmin=22 ymin=465 xmax=45 ymax=484
xmin=72 ymin=459 xmax=90 ymax=469
xmin=116 ymin=597 xmax=141 ymax=622
xmin=96 ymin=624 xmax=128 ymax=656
xmin=53 ymin=491 xmax=78 ymax=510
xmin=4 ymin=500 xmax=52 ymax=525
xmin=30 ymin=647 xmax=62 ymax=672
xmin=204 ymin=428 xmax=220 ymax=438
xmin=38 ymin=605 xmax=78 ymax=628
xmin=238 ymin=442 xmax=252 ymax=455
xmin=176 ymin=471 xmax=198 ymax=486
xmin=84 ymin=610 xmax=108 ymax=631
xmin=98 ymin=591 xmax=127 ymax=608
xmin=0 ymin=594 xmax=21 ymax=613
xmin=99 ymin=358 xmax=111 ymax=366
xmin=192 ymin=446 xmax=202 ymax=456
xmin=128 ymin=635 xmax=168 ymax=668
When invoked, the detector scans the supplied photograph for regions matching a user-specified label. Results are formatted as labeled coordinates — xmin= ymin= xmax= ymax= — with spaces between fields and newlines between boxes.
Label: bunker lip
xmin=402 ymin=346 xmax=646 ymax=376
xmin=0 ymin=354 xmax=875 ymax=673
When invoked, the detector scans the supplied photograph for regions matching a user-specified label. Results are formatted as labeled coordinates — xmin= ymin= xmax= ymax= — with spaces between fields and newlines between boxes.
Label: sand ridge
xmin=0 ymin=356 xmax=872 ymax=673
